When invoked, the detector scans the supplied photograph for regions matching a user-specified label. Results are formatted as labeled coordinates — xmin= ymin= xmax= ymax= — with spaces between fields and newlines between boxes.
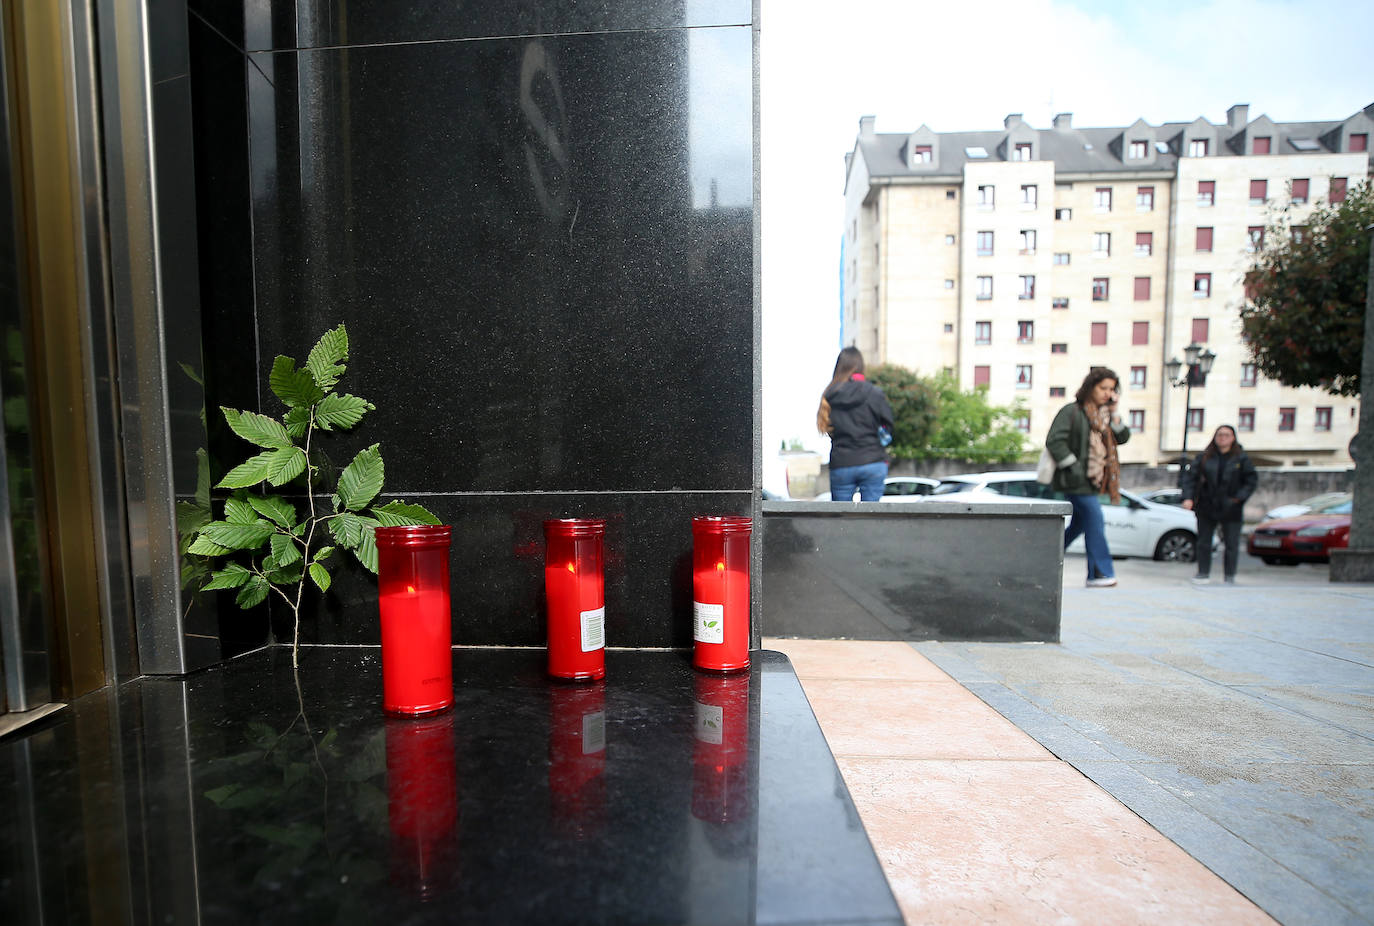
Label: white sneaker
xmin=1190 ymin=574 xmax=1211 ymax=584
xmin=1086 ymin=577 xmax=1118 ymax=588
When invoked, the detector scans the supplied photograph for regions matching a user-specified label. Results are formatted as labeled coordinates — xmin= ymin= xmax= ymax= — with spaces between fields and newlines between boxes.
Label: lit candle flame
xmin=567 ymin=562 xmax=576 ymax=573
xmin=407 ymin=585 xmax=416 ymax=594
xmin=716 ymin=561 xmax=724 ymax=572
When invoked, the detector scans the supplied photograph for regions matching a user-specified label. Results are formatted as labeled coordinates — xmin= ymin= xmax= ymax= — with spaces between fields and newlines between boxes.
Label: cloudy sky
xmin=759 ymin=0 xmax=1374 ymax=461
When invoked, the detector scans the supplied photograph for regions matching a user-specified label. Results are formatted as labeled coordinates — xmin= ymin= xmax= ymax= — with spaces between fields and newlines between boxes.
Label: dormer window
xmin=1351 ymin=134 xmax=1368 ymax=152
xmin=913 ymin=145 xmax=933 ymax=164
xmin=1128 ymin=140 xmax=1147 ymax=159
xmin=1188 ymin=138 xmax=1208 ymax=157
xmin=1253 ymin=136 xmax=1271 ymax=155
xmin=1012 ymin=142 xmax=1033 ymax=161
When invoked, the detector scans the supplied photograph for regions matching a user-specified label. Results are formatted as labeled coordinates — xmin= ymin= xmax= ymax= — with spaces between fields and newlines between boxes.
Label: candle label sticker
xmin=694 ymin=601 xmax=724 ymax=644
xmin=694 ymin=701 xmax=723 ymax=745
xmin=583 ymin=711 xmax=606 ymax=754
xmin=580 ymin=606 xmax=605 ymax=652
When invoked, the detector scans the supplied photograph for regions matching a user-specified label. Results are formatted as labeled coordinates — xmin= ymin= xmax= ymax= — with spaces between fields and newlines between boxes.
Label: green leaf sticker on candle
xmin=693 ymin=601 xmax=724 ymax=644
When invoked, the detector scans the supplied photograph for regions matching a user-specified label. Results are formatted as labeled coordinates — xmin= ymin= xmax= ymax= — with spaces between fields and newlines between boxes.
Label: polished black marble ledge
xmin=189 ymin=0 xmax=752 ymax=53
xmin=0 ymin=647 xmax=901 ymax=926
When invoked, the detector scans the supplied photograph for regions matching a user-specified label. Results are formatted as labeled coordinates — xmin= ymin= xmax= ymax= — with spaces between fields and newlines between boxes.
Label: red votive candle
xmin=386 ymin=713 xmax=459 ymax=898
xmin=543 ymin=518 xmax=606 ymax=681
xmin=377 ymin=525 xmax=454 ymax=715
xmin=691 ymin=516 xmax=752 ymax=673
xmin=692 ymin=673 xmax=752 ymax=824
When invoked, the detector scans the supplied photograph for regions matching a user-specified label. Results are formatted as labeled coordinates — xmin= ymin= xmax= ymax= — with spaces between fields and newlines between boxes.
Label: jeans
xmin=829 ymin=461 xmax=888 ymax=502
xmin=1064 ymin=493 xmax=1114 ymax=579
xmin=1195 ymin=514 xmax=1241 ymax=578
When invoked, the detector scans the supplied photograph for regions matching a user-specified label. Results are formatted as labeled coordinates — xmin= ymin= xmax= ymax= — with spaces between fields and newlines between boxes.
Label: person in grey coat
xmin=1181 ymin=424 xmax=1258 ymax=584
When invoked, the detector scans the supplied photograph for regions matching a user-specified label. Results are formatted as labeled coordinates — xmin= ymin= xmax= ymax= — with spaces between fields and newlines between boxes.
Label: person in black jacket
xmin=816 ymin=347 xmax=894 ymax=502
xmin=1180 ymin=424 xmax=1258 ymax=584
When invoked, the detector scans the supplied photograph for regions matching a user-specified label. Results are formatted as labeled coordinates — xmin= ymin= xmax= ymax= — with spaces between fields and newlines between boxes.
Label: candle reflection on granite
xmin=385 ymin=713 xmax=459 ymax=899
xmin=548 ymin=681 xmax=607 ymax=838
xmin=691 ymin=673 xmax=752 ymax=824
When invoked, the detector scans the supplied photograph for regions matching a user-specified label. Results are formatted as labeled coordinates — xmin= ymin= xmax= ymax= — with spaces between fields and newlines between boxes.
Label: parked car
xmin=1261 ymin=492 xmax=1350 ymax=523
xmin=921 ymin=471 xmax=1206 ymax=561
xmin=1246 ymin=500 xmax=1351 ymax=564
xmin=1138 ymin=487 xmax=1184 ymax=507
xmin=814 ymin=476 xmax=940 ymax=502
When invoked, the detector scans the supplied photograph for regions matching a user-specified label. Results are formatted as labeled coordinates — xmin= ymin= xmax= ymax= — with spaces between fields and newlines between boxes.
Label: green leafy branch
xmin=188 ymin=325 xmax=439 ymax=666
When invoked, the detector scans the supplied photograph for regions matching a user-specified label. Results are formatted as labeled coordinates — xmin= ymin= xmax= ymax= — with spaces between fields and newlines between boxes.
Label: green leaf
xmin=283 ymin=406 xmax=310 ymax=439
xmin=203 ymin=564 xmax=254 ymax=590
xmin=270 ymin=533 xmax=302 ymax=566
xmin=370 ymin=500 xmax=442 ymax=527
xmin=199 ymin=520 xmax=275 ymax=550
xmin=187 ymin=534 xmax=231 ymax=556
xmin=305 ymin=324 xmax=349 ymax=391
xmin=221 ymin=407 xmax=292 ymax=449
xmin=313 ymin=393 xmax=373 ymax=431
xmin=218 ymin=447 xmax=307 ymax=489
xmin=195 ymin=448 xmax=211 ymax=509
xmin=204 ymin=783 xmax=242 ymax=805
xmin=248 ymin=495 xmax=297 ymax=528
xmin=336 ymin=444 xmax=383 ymax=511
xmin=330 ymin=512 xmax=364 ymax=548
xmin=176 ymin=500 xmax=211 ymax=537
xmin=235 ymin=575 xmax=270 ymax=609
xmin=352 ymin=519 xmax=380 ymax=574
xmin=269 ymin=355 xmax=324 ymax=409
xmin=223 ymin=496 xmax=257 ymax=525
xmin=313 ymin=546 xmax=335 ymax=562
xmin=308 ymin=562 xmax=332 ymax=593
xmin=266 ymin=563 xmax=303 ymax=585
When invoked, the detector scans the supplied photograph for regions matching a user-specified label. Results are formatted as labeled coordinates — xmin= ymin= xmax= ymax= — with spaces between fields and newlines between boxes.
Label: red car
xmin=1247 ymin=500 xmax=1352 ymax=565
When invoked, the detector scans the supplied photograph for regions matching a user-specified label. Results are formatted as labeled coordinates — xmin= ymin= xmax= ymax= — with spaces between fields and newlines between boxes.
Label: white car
xmin=1261 ymin=492 xmax=1349 ymax=522
xmin=921 ymin=471 xmax=1206 ymax=562
xmin=814 ymin=475 xmax=940 ymax=503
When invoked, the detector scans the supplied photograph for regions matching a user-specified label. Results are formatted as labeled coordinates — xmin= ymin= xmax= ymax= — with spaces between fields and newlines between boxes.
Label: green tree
xmin=1239 ymin=179 xmax=1372 ymax=397
xmin=924 ymin=371 xmax=1028 ymax=463
xmin=866 ymin=364 xmax=938 ymax=458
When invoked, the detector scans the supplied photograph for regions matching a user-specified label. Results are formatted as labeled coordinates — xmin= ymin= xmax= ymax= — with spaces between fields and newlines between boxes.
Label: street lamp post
xmin=1164 ymin=343 xmax=1217 ymax=485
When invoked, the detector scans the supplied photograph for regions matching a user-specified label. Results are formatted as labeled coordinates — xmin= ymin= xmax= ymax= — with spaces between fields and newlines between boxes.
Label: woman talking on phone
xmin=1045 ymin=367 xmax=1131 ymax=587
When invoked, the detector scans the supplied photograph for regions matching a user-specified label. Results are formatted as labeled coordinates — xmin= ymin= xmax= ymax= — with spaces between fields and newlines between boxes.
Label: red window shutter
xmin=1351 ymin=134 xmax=1368 ymax=152
xmin=1252 ymin=136 xmax=1270 ymax=154
xmin=1132 ymin=321 xmax=1148 ymax=345
xmin=1133 ymin=277 xmax=1150 ymax=301
xmin=1192 ymin=318 xmax=1209 ymax=343
xmin=973 ymin=365 xmax=990 ymax=386
xmin=1091 ymin=322 xmax=1107 ymax=346
xmin=1199 ymin=180 xmax=1215 ymax=196
xmin=1250 ymin=179 xmax=1267 ymax=200
xmin=1291 ymin=178 xmax=1309 ymax=200
xmin=1136 ymin=231 xmax=1152 ymax=248
xmin=1196 ymin=227 xmax=1213 ymax=251
xmin=1331 ymin=178 xmax=1347 ymax=203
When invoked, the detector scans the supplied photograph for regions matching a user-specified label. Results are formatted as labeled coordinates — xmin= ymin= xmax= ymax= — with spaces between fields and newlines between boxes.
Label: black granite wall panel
xmin=187 ymin=5 xmax=755 ymax=649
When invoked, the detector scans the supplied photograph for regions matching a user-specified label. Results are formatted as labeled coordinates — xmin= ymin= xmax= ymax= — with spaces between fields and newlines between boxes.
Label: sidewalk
xmin=766 ymin=556 xmax=1374 ymax=925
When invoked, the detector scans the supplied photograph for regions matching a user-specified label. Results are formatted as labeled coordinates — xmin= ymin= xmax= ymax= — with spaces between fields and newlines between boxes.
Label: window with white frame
xmin=1092 ymin=278 xmax=1109 ymax=301
xmin=1094 ymin=187 xmax=1112 ymax=211
xmin=976 ymin=231 xmax=994 ymax=256
xmin=1135 ymin=232 xmax=1152 ymax=256
xmin=1130 ymin=365 xmax=1146 ymax=389
xmin=1197 ymin=180 xmax=1215 ymax=206
xmin=1278 ymin=407 xmax=1295 ymax=431
xmin=1013 ymin=142 xmax=1032 ymax=161
xmin=1020 ymin=184 xmax=1038 ymax=207
xmin=1136 ymin=185 xmax=1154 ymax=210
xmin=1093 ymin=232 xmax=1111 ymax=256
xmin=1053 ymin=252 xmax=1070 ymax=265
xmin=913 ymin=144 xmax=933 ymax=163
xmin=1019 ymin=229 xmax=1037 ymax=254
xmin=1015 ymin=364 xmax=1033 ymax=389
xmin=1315 ymin=407 xmax=1332 ymax=431
xmin=977 ymin=185 xmax=994 ymax=208
xmin=1247 ymin=226 xmax=1264 ymax=251
xmin=1015 ymin=413 xmax=1031 ymax=433
xmin=1128 ymin=409 xmax=1145 ymax=432
xmin=1019 ymin=275 xmax=1035 ymax=300
xmin=1237 ymin=408 xmax=1255 ymax=431
xmin=1129 ymin=141 xmax=1147 ymax=159
xmin=976 ymin=276 xmax=993 ymax=300
xmin=1052 ymin=297 xmax=1069 ymax=309
xmin=1240 ymin=363 xmax=1257 ymax=387
xmin=975 ymin=320 xmax=991 ymax=344
xmin=1055 ymin=207 xmax=1072 ymax=221
xmin=1017 ymin=320 xmax=1034 ymax=343
xmin=1189 ymin=138 xmax=1209 ymax=157
xmin=1187 ymin=408 xmax=1205 ymax=431
xmin=1194 ymin=273 xmax=1211 ymax=298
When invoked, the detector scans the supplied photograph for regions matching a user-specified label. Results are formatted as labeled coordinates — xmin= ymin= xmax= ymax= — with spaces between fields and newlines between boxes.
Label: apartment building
xmin=841 ymin=104 xmax=1372 ymax=466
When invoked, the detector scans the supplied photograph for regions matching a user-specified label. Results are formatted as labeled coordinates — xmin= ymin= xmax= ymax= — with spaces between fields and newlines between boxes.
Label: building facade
xmin=842 ymin=105 xmax=1372 ymax=467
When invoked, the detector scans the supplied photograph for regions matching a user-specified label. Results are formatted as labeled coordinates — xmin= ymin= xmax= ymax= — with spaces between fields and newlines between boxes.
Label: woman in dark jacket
xmin=1045 ymin=367 xmax=1131 ymax=587
xmin=1180 ymin=424 xmax=1258 ymax=584
xmin=816 ymin=347 xmax=894 ymax=502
